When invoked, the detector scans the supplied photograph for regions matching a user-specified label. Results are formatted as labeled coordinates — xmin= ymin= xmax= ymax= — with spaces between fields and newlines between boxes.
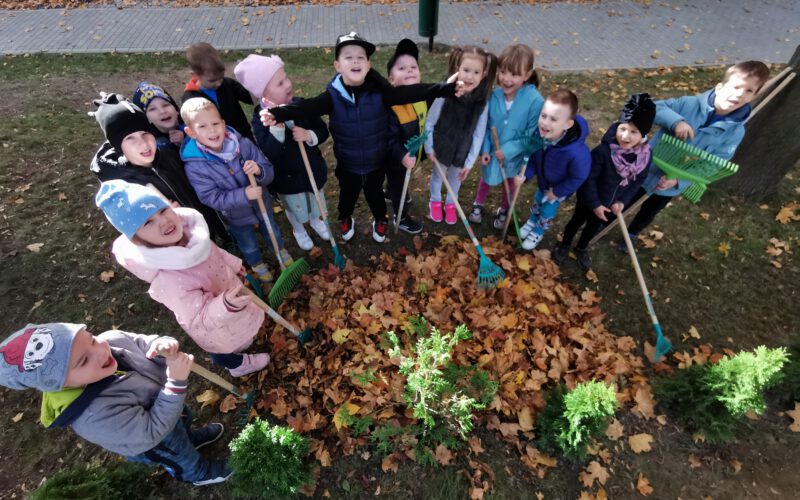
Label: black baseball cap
xmin=387 ymin=38 xmax=420 ymax=73
xmin=335 ymin=31 xmax=376 ymax=59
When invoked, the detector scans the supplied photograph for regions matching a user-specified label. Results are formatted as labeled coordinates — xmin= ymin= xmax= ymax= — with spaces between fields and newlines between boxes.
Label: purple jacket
xmin=181 ymin=127 xmax=274 ymax=228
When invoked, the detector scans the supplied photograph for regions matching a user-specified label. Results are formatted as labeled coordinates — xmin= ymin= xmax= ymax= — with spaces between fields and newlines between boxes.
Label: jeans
xmin=228 ymin=214 xmax=284 ymax=268
xmin=528 ymin=190 xmax=562 ymax=236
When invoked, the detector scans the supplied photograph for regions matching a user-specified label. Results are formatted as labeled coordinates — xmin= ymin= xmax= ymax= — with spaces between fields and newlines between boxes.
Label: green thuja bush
xmin=654 ymin=346 xmax=788 ymax=443
xmin=30 ymin=461 xmax=151 ymax=500
xmin=228 ymin=419 xmax=312 ymax=498
xmin=536 ymin=381 xmax=618 ymax=462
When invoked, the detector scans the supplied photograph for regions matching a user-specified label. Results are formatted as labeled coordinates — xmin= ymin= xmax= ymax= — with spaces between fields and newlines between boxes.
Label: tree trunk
xmin=718 ymin=45 xmax=800 ymax=201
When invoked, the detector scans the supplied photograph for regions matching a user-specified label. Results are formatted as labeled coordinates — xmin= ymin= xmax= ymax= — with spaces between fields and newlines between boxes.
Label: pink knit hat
xmin=234 ymin=54 xmax=285 ymax=99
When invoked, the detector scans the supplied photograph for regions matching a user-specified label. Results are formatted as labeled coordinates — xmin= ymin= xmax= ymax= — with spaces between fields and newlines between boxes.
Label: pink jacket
xmin=112 ymin=208 xmax=263 ymax=354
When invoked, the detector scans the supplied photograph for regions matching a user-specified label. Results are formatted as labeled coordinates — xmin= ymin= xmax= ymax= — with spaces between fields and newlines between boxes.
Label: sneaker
xmin=429 ymin=201 xmax=443 ymax=222
xmin=252 ymin=263 xmax=274 ymax=285
xmin=192 ymin=459 xmax=233 ymax=487
xmin=552 ymin=243 xmax=570 ymax=265
xmin=468 ymin=204 xmax=484 ymax=224
xmin=341 ymin=217 xmax=355 ymax=241
xmin=372 ymin=220 xmax=388 ymax=243
xmin=521 ymin=231 xmax=543 ymax=251
xmin=279 ymin=247 xmax=294 ymax=266
xmin=228 ymin=353 xmax=270 ymax=377
xmin=444 ymin=203 xmax=457 ymax=225
xmin=309 ymin=218 xmax=330 ymax=240
xmin=398 ymin=216 xmax=423 ymax=234
xmin=493 ymin=208 xmax=508 ymax=230
xmin=520 ymin=219 xmax=537 ymax=240
xmin=574 ymin=247 xmax=593 ymax=269
xmin=293 ymin=229 xmax=314 ymax=251
xmin=190 ymin=423 xmax=224 ymax=450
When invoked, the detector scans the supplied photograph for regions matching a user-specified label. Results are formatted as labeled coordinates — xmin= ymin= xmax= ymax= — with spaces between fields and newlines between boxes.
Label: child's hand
xmin=447 ymin=72 xmax=466 ymax=97
xmin=494 ymin=149 xmax=505 ymax=164
xmin=292 ymin=126 xmax=312 ymax=144
xmin=237 ymin=265 xmax=247 ymax=278
xmin=545 ymin=190 xmax=556 ymax=202
xmin=593 ymin=205 xmax=611 ymax=222
xmin=245 ymin=185 xmax=263 ymax=200
xmin=146 ymin=337 xmax=180 ymax=360
xmin=481 ymin=153 xmax=491 ymax=166
xmin=428 ymin=152 xmax=437 ymax=164
xmin=514 ymin=173 xmax=526 ymax=187
xmin=224 ymin=283 xmax=252 ymax=310
xmin=259 ymin=109 xmax=277 ymax=127
xmin=655 ymin=176 xmax=679 ymax=191
xmin=243 ymin=160 xmax=261 ymax=176
xmin=674 ymin=121 xmax=695 ymax=141
xmin=165 ymin=352 xmax=194 ymax=381
xmin=401 ymin=153 xmax=416 ymax=170
xmin=169 ymin=129 xmax=185 ymax=146
xmin=457 ymin=168 xmax=471 ymax=182
xmin=610 ymin=202 xmax=624 ymax=215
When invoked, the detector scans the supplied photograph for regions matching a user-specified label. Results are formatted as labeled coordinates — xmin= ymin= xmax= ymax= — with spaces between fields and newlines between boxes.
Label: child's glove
xmin=146 ymin=337 xmax=181 ymax=360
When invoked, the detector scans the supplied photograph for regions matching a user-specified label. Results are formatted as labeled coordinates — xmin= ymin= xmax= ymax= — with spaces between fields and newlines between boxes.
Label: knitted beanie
xmin=234 ymin=54 xmax=285 ymax=101
xmin=95 ymin=179 xmax=169 ymax=239
xmin=132 ymin=81 xmax=179 ymax=113
xmin=619 ymin=93 xmax=656 ymax=136
xmin=92 ymin=93 xmax=152 ymax=153
xmin=0 ymin=323 xmax=83 ymax=392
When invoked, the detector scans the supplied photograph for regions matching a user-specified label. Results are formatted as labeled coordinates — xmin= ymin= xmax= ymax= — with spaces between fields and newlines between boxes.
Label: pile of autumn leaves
xmin=240 ymin=238 xmax=654 ymax=496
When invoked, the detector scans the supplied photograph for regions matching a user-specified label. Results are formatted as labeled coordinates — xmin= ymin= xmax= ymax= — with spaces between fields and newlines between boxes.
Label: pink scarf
xmin=610 ymin=142 xmax=651 ymax=186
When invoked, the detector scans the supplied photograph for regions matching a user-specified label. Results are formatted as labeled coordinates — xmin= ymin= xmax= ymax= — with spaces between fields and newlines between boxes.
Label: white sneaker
xmin=309 ymin=218 xmax=330 ymax=240
xmin=520 ymin=220 xmax=537 ymax=240
xmin=293 ymin=229 xmax=314 ymax=251
xmin=521 ymin=231 xmax=543 ymax=251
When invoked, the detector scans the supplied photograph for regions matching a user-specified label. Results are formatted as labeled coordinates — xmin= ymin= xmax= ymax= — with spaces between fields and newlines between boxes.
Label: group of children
xmin=0 ymin=31 xmax=771 ymax=487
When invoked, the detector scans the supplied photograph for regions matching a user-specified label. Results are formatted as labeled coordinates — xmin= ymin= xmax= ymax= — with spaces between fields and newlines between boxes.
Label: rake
xmin=243 ymin=287 xmax=312 ymax=345
xmin=247 ymin=173 xmax=311 ymax=308
xmin=394 ymin=131 xmax=427 ymax=234
xmin=432 ymin=158 xmax=505 ymax=289
xmin=499 ymin=132 xmax=545 ymax=245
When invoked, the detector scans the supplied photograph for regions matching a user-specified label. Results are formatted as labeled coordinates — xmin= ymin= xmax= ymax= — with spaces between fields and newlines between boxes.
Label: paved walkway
xmin=0 ymin=1 xmax=798 ymax=70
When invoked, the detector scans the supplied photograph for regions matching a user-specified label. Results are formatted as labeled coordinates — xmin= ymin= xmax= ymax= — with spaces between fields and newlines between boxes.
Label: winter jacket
xmin=182 ymin=76 xmax=254 ymax=141
xmin=423 ymin=97 xmax=489 ymax=170
xmin=387 ymin=101 xmax=428 ymax=172
xmin=481 ymin=84 xmax=544 ymax=185
xmin=577 ymin=124 xmax=651 ymax=210
xmin=642 ymin=89 xmax=751 ymax=197
xmin=47 ymin=330 xmax=186 ymax=457
xmin=89 ymin=142 xmax=229 ymax=242
xmin=181 ymin=128 xmax=275 ymax=228
xmin=523 ymin=115 xmax=592 ymax=199
xmin=113 ymin=208 xmax=263 ymax=354
xmin=252 ymin=98 xmax=329 ymax=194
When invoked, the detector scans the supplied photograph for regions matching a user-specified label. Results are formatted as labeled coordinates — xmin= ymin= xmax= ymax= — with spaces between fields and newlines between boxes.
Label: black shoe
xmin=190 ymin=423 xmax=224 ymax=450
xmin=192 ymin=459 xmax=233 ymax=486
xmin=552 ymin=243 xmax=570 ymax=265
xmin=399 ymin=216 xmax=423 ymax=234
xmin=574 ymin=247 xmax=593 ymax=269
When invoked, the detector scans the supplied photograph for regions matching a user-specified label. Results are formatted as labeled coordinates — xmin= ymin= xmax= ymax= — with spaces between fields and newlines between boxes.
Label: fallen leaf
xmin=730 ymin=459 xmax=742 ymax=474
xmin=219 ymin=394 xmax=238 ymax=413
xmin=99 ymin=270 xmax=115 ymax=283
xmin=196 ymin=389 xmax=220 ymax=409
xmin=332 ymin=328 xmax=351 ymax=344
xmin=787 ymin=402 xmax=800 ymax=432
xmin=688 ymin=453 xmax=701 ymax=469
xmin=381 ymin=454 xmax=399 ymax=473
xmin=579 ymin=460 xmax=609 ymax=487
xmin=636 ymin=473 xmax=654 ymax=496
xmin=309 ymin=247 xmax=323 ymax=259
xmin=718 ymin=242 xmax=730 ymax=257
xmin=333 ymin=402 xmax=360 ymax=431
xmin=632 ymin=386 xmax=656 ymax=419
xmin=58 ymin=192 xmax=67 ymax=201
xmin=11 ymin=412 xmax=23 ymax=423
xmin=605 ymin=418 xmax=624 ymax=440
xmin=434 ymin=443 xmax=453 ymax=465
xmin=26 ymin=243 xmax=44 ymax=253
xmin=518 ymin=407 xmax=534 ymax=431
xmin=517 ymin=255 xmax=532 ymax=271
xmin=440 ymin=235 xmax=461 ymax=245
xmin=534 ymin=303 xmax=550 ymax=316
xmin=585 ymin=269 xmax=599 ymax=283
xmin=699 ymin=212 xmax=710 ymax=220
xmin=651 ymin=49 xmax=661 ymax=59
xmin=775 ymin=202 xmax=800 ymax=224
xmin=468 ymin=436 xmax=484 ymax=454
xmin=628 ymin=433 xmax=653 ymax=453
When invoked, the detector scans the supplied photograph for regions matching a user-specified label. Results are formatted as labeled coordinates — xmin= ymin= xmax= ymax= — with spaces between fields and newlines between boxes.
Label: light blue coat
xmin=480 ymin=84 xmax=544 ymax=186
xmin=643 ymin=89 xmax=749 ymax=197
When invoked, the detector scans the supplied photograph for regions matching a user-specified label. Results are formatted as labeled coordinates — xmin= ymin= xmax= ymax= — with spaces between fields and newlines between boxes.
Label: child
xmin=555 ymin=93 xmax=656 ymax=269
xmin=234 ymin=54 xmax=332 ymax=251
xmin=89 ymin=93 xmax=229 ymax=245
xmin=471 ymin=44 xmax=543 ymax=229
xmin=385 ymin=38 xmax=427 ymax=234
xmin=182 ymin=42 xmax=255 ymax=142
xmin=425 ymin=45 xmax=497 ymax=225
xmin=625 ymin=61 xmax=770 ymax=241
xmin=260 ymin=32 xmax=461 ymax=244
xmin=516 ymin=89 xmax=592 ymax=250
xmin=180 ymin=97 xmax=292 ymax=286
xmin=0 ymin=322 xmax=232 ymax=485
xmin=95 ymin=180 xmax=270 ymax=377
xmin=133 ymin=81 xmax=184 ymax=151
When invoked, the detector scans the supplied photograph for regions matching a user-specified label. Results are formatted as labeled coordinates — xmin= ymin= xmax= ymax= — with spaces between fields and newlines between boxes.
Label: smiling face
xmin=497 ymin=68 xmax=532 ymax=100
xmin=144 ymin=97 xmax=179 ymax=133
xmin=538 ymin=99 xmax=574 ymax=141
xmin=184 ymin=106 xmax=226 ymax=152
xmin=120 ymin=131 xmax=157 ymax=166
xmin=388 ymin=54 xmax=421 ymax=87
xmin=63 ymin=329 xmax=117 ymax=388
xmin=457 ymin=55 xmax=486 ymax=94
xmin=714 ymin=71 xmax=760 ymax=115
xmin=133 ymin=206 xmax=184 ymax=247
xmin=334 ymin=45 xmax=371 ymax=86
xmin=616 ymin=122 xmax=644 ymax=149
xmin=262 ymin=67 xmax=293 ymax=106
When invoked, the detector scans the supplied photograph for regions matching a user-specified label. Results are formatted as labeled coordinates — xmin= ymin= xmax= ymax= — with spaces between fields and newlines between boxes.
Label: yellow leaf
xmin=440 ymin=235 xmax=461 ymax=245
xmin=628 ymin=433 xmax=653 ymax=453
xmin=585 ymin=269 xmax=599 ymax=283
xmin=332 ymin=328 xmax=351 ymax=344
xmin=718 ymin=242 xmax=730 ymax=257
xmin=195 ymin=389 xmax=220 ymax=409
xmin=534 ymin=303 xmax=550 ymax=316
xmin=516 ymin=255 xmax=532 ymax=271
xmin=688 ymin=325 xmax=701 ymax=339
xmin=636 ymin=473 xmax=654 ymax=496
xmin=333 ymin=402 xmax=360 ymax=431
xmin=775 ymin=202 xmax=800 ymax=224
xmin=518 ymin=407 xmax=534 ymax=431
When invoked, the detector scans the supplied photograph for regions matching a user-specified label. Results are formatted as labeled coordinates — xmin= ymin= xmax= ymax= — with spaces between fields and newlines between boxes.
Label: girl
xmin=133 ymin=81 xmax=185 ymax=151
xmin=425 ymin=46 xmax=497 ymax=225
xmin=96 ymin=179 xmax=270 ymax=377
xmin=235 ymin=54 xmax=331 ymax=251
xmin=554 ymin=93 xmax=656 ymax=269
xmin=470 ymin=44 xmax=544 ymax=229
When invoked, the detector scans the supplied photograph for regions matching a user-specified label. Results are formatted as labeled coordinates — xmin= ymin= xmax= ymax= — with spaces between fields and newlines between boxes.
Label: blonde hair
xmin=497 ymin=44 xmax=539 ymax=87
xmin=187 ymin=42 xmax=225 ymax=75
xmin=447 ymin=45 xmax=498 ymax=101
xmin=180 ymin=97 xmax=219 ymax=125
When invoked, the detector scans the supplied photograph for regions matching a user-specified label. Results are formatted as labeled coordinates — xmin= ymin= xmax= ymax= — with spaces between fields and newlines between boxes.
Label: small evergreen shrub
xmin=30 ymin=461 xmax=151 ymax=500
xmin=536 ymin=381 xmax=617 ymax=461
xmin=228 ymin=419 xmax=312 ymax=498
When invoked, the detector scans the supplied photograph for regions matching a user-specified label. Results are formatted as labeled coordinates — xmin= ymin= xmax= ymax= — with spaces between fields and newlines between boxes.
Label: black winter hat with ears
xmin=619 ymin=92 xmax=656 ymax=136
xmin=91 ymin=93 xmax=152 ymax=153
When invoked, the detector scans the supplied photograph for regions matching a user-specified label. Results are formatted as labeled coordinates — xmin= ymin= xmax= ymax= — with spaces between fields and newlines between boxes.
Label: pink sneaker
xmin=444 ymin=203 xmax=457 ymax=225
xmin=429 ymin=201 xmax=443 ymax=222
xmin=228 ymin=353 xmax=270 ymax=377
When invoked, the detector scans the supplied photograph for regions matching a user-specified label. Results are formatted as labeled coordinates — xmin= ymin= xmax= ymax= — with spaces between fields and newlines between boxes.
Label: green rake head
xmin=476 ymin=247 xmax=506 ymax=289
xmin=404 ymin=131 xmax=428 ymax=156
xmin=652 ymin=135 xmax=738 ymax=186
xmin=268 ymin=258 xmax=311 ymax=309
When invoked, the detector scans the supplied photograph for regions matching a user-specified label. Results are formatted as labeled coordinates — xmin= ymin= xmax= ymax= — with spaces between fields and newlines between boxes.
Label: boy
xmin=516 ymin=89 xmax=591 ymax=250
xmin=133 ymin=81 xmax=184 ymax=151
xmin=261 ymin=32 xmax=460 ymax=244
xmin=180 ymin=97 xmax=291 ymax=285
xmin=182 ymin=42 xmax=255 ymax=141
xmin=0 ymin=323 xmax=231 ymax=486
xmin=89 ymin=92 xmax=229 ymax=245
xmin=625 ymin=60 xmax=770 ymax=240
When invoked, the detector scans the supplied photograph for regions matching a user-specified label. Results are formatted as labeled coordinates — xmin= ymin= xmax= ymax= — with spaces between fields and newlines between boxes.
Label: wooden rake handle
xmin=156 ymin=347 xmax=238 ymax=395
xmin=242 ymin=286 xmax=303 ymax=336
xmin=297 ymin=141 xmax=340 ymax=250
xmin=616 ymin=212 xmax=659 ymax=325
xmin=247 ymin=172 xmax=285 ymax=269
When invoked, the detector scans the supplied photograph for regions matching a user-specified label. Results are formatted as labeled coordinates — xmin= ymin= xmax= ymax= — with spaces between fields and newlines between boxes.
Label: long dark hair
xmin=447 ymin=45 xmax=497 ymax=101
